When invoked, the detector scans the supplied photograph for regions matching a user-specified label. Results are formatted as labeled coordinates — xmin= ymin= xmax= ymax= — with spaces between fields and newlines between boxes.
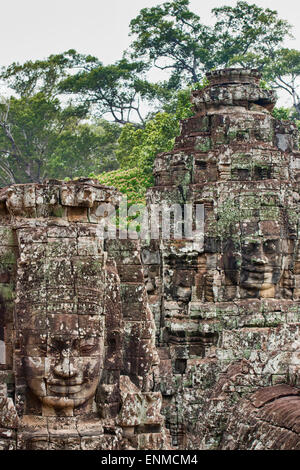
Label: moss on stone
xmin=195 ymin=136 xmax=211 ymax=152
xmin=0 ymin=284 xmax=14 ymax=301
xmin=51 ymin=206 xmax=65 ymax=218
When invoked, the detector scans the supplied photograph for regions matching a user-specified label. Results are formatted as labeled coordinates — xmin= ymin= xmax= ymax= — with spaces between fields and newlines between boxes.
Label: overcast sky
xmin=1 ymin=0 xmax=300 ymax=105
xmin=1 ymin=0 xmax=299 ymax=66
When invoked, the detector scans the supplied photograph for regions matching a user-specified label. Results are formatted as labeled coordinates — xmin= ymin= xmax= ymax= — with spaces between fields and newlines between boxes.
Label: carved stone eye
xmin=79 ymin=339 xmax=99 ymax=355
xmin=263 ymin=240 xmax=277 ymax=254
xmin=243 ymin=242 xmax=258 ymax=255
xmin=80 ymin=345 xmax=95 ymax=354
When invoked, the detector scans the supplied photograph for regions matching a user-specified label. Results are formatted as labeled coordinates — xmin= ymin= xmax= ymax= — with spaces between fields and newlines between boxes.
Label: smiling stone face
xmin=222 ymin=215 xmax=293 ymax=299
xmin=0 ymin=180 xmax=170 ymax=450
xmin=23 ymin=325 xmax=104 ymax=413
xmin=239 ymin=237 xmax=283 ymax=291
xmin=12 ymin=219 xmax=108 ymax=417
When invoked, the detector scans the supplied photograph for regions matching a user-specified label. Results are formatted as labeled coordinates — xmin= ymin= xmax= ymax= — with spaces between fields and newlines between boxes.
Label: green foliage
xmin=230 ymin=49 xmax=300 ymax=115
xmin=95 ymin=167 xmax=153 ymax=205
xmin=0 ymin=1 xmax=298 ymax=188
xmin=272 ymin=107 xmax=293 ymax=121
xmin=271 ymin=108 xmax=300 ymax=136
xmin=0 ymin=93 xmax=121 ymax=186
xmin=162 ymin=87 xmax=194 ymax=117
xmin=264 ymin=49 xmax=300 ymax=115
xmin=0 ymin=51 xmax=122 ymax=187
xmin=191 ymin=77 xmax=209 ymax=91
xmin=116 ymin=112 xmax=179 ymax=173
xmin=58 ymin=58 xmax=151 ymax=125
xmin=116 ymin=87 xmax=193 ymax=174
xmin=1 ymin=51 xmax=154 ymax=126
xmin=45 ymin=120 xmax=121 ymax=180
xmin=259 ymin=80 xmax=271 ymax=90
xmin=129 ymin=0 xmax=213 ymax=86
xmin=129 ymin=0 xmax=292 ymax=88
xmin=0 ymin=50 xmax=99 ymax=98
xmin=212 ymin=1 xmax=291 ymax=66
xmin=95 ymin=167 xmax=151 ymax=234
xmin=0 ymin=93 xmax=70 ymax=184
xmin=88 ymin=119 xmax=122 ymax=171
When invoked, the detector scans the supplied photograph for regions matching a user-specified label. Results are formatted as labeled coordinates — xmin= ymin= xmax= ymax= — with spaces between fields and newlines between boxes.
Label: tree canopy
xmin=0 ymin=93 xmax=120 ymax=186
xmin=58 ymin=58 xmax=153 ymax=125
xmin=129 ymin=0 xmax=292 ymax=88
xmin=0 ymin=0 xmax=299 ymax=190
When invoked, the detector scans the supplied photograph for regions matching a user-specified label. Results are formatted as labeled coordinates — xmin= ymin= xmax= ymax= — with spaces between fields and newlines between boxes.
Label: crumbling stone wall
xmin=143 ymin=68 xmax=300 ymax=449
xmin=0 ymin=179 xmax=170 ymax=450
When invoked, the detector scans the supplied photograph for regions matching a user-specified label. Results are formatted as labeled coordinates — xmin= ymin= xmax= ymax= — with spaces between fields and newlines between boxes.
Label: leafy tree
xmin=0 ymin=93 xmax=120 ymax=186
xmin=96 ymin=88 xmax=194 ymax=205
xmin=211 ymin=1 xmax=291 ymax=67
xmin=129 ymin=0 xmax=214 ymax=87
xmin=1 ymin=1 xmax=297 ymax=188
xmin=96 ymin=167 xmax=152 ymax=205
xmin=116 ymin=113 xmax=177 ymax=172
xmin=129 ymin=0 xmax=292 ymax=88
xmin=87 ymin=119 xmax=122 ymax=172
xmin=116 ymin=86 xmax=193 ymax=173
xmin=46 ymin=120 xmax=121 ymax=180
xmin=58 ymin=58 xmax=155 ymax=125
xmin=1 ymin=50 xmax=171 ymax=126
xmin=0 ymin=51 xmax=123 ymax=186
xmin=0 ymin=93 xmax=69 ymax=184
xmin=263 ymin=49 xmax=300 ymax=116
xmin=272 ymin=107 xmax=293 ymax=121
xmin=229 ymin=48 xmax=300 ymax=117
xmin=0 ymin=50 xmax=99 ymax=98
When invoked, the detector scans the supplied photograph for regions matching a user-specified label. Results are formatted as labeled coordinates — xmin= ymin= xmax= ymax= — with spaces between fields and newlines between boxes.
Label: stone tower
xmin=143 ymin=68 xmax=300 ymax=449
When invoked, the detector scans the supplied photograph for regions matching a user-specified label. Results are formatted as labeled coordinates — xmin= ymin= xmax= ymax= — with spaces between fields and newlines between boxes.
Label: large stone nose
xmin=53 ymin=356 xmax=77 ymax=379
xmin=252 ymin=255 xmax=268 ymax=265
xmin=251 ymin=243 xmax=269 ymax=265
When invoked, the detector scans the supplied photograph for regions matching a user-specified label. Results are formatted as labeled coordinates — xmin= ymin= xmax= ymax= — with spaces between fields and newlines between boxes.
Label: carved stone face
xmin=240 ymin=236 xmax=283 ymax=291
xmin=223 ymin=235 xmax=286 ymax=297
xmin=23 ymin=316 xmax=104 ymax=412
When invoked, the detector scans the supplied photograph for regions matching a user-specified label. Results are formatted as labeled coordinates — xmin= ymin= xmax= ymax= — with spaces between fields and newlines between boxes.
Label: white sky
xmin=1 ymin=0 xmax=300 ymax=105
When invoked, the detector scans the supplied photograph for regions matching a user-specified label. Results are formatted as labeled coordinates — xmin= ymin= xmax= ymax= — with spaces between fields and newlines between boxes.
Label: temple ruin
xmin=1 ymin=68 xmax=300 ymax=450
